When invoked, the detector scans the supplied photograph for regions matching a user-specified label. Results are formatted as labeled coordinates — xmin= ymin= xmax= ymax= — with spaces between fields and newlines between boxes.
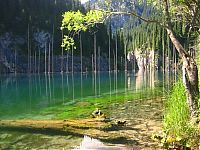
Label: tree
xmin=61 ymin=0 xmax=200 ymax=120
xmin=162 ymin=0 xmax=199 ymax=120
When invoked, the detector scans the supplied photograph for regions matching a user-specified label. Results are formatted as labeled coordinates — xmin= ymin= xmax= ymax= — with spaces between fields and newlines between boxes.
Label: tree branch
xmin=95 ymin=9 xmax=167 ymax=28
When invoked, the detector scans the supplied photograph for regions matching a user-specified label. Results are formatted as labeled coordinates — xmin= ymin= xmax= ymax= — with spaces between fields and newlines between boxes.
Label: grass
xmin=163 ymin=80 xmax=199 ymax=148
xmin=163 ymin=80 xmax=190 ymax=136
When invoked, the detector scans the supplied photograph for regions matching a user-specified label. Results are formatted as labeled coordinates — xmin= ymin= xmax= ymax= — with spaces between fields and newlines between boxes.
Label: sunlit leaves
xmin=85 ymin=10 xmax=105 ymax=25
xmin=61 ymin=10 xmax=106 ymax=50
xmin=61 ymin=10 xmax=87 ymax=32
xmin=61 ymin=35 xmax=76 ymax=50
xmin=168 ymin=0 xmax=200 ymax=26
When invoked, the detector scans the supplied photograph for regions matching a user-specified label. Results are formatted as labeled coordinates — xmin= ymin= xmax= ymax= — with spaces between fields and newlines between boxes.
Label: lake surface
xmin=0 ymin=71 xmax=174 ymax=119
xmin=0 ymin=71 xmax=176 ymax=149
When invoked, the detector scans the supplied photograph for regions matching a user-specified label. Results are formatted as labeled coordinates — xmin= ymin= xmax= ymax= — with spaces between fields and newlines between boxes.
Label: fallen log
xmin=0 ymin=119 xmax=107 ymax=129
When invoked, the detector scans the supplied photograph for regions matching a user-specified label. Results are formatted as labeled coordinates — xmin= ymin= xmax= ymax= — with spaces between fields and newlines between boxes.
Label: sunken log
xmin=0 ymin=119 xmax=127 ymax=142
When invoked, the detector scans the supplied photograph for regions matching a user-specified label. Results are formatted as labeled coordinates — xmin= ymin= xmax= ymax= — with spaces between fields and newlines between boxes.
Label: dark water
xmin=0 ymin=71 xmax=173 ymax=119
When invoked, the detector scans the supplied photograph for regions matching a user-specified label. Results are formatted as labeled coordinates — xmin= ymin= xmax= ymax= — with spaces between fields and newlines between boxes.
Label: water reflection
xmin=73 ymin=136 xmax=128 ymax=150
xmin=135 ymin=70 xmax=159 ymax=91
xmin=0 ymin=71 xmax=174 ymax=119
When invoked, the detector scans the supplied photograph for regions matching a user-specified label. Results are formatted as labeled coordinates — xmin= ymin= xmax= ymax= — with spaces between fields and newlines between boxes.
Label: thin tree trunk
xmin=61 ymin=30 xmax=64 ymax=73
xmin=72 ymin=47 xmax=74 ymax=73
xmin=35 ymin=50 xmax=37 ymax=74
xmin=52 ymin=24 xmax=54 ymax=73
xmin=45 ymin=43 xmax=47 ymax=74
xmin=164 ymin=0 xmax=199 ymax=119
xmin=162 ymin=28 xmax=165 ymax=73
xmin=94 ymin=34 xmax=97 ymax=73
xmin=48 ymin=42 xmax=51 ymax=73
xmin=15 ymin=48 xmax=17 ymax=74
xmin=27 ymin=24 xmax=30 ymax=73
xmin=30 ymin=43 xmax=32 ymax=74
xmin=80 ymin=33 xmax=83 ymax=73
xmin=115 ymin=33 xmax=118 ymax=72
xmin=38 ymin=49 xmax=40 ymax=74
xmin=108 ymin=25 xmax=111 ymax=72
xmin=66 ymin=52 xmax=68 ymax=73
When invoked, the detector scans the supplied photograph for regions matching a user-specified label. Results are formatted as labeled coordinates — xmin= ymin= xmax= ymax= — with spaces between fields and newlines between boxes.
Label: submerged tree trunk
xmin=164 ymin=0 xmax=199 ymax=119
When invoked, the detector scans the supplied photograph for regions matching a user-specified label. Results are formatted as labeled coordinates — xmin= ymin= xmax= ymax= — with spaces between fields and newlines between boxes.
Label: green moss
xmin=38 ymin=87 xmax=162 ymax=120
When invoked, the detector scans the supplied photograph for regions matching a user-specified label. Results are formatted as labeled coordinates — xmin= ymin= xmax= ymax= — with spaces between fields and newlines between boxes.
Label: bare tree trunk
xmin=52 ymin=24 xmax=54 ymax=73
xmin=45 ymin=43 xmax=47 ymax=74
xmin=108 ymin=24 xmax=111 ymax=72
xmin=14 ymin=48 xmax=17 ymax=74
xmin=48 ymin=42 xmax=51 ymax=73
xmin=94 ymin=34 xmax=97 ymax=73
xmin=115 ymin=33 xmax=118 ymax=72
xmin=61 ymin=30 xmax=64 ymax=73
xmin=164 ymin=0 xmax=199 ymax=119
xmin=28 ymin=24 xmax=30 ymax=74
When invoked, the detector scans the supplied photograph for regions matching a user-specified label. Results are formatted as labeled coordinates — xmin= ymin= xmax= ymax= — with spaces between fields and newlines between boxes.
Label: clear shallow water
xmin=0 ymin=71 xmax=173 ymax=119
xmin=0 ymin=71 xmax=176 ymax=149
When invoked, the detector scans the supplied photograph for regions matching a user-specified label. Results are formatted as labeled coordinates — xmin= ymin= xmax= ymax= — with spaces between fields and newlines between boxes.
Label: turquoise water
xmin=0 ymin=71 xmax=175 ymax=149
xmin=0 ymin=71 xmax=171 ymax=119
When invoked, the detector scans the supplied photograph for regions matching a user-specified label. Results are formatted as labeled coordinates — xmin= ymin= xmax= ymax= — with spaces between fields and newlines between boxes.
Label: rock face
xmin=0 ymin=32 xmax=110 ymax=73
xmin=128 ymin=48 xmax=159 ymax=71
xmin=0 ymin=33 xmax=16 ymax=73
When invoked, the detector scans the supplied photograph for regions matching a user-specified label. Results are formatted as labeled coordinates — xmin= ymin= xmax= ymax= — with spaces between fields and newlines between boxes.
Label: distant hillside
xmin=83 ymin=0 xmax=145 ymax=30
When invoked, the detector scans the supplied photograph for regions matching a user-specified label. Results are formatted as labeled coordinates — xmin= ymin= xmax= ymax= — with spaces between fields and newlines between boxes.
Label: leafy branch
xmin=61 ymin=9 xmax=164 ymax=50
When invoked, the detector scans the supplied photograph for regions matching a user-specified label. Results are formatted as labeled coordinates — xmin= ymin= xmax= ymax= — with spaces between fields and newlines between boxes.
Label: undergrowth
xmin=163 ymin=80 xmax=199 ymax=149
xmin=164 ymin=80 xmax=190 ymax=136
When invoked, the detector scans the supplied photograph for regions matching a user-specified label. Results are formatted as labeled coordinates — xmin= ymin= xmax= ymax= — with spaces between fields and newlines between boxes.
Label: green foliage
xmin=127 ymin=21 xmax=163 ymax=53
xmin=61 ymin=11 xmax=87 ymax=32
xmin=85 ymin=10 xmax=105 ymax=24
xmin=61 ymin=10 xmax=106 ymax=50
xmin=163 ymin=80 xmax=190 ymax=137
xmin=61 ymin=36 xmax=76 ymax=50
xmin=163 ymin=80 xmax=200 ymax=149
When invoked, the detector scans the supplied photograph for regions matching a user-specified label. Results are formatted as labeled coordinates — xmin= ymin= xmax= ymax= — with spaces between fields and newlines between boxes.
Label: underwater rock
xmin=116 ymin=120 xmax=127 ymax=126
xmin=91 ymin=108 xmax=106 ymax=119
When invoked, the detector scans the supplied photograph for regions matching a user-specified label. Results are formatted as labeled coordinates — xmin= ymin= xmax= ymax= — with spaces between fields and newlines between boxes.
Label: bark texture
xmin=164 ymin=0 xmax=199 ymax=118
